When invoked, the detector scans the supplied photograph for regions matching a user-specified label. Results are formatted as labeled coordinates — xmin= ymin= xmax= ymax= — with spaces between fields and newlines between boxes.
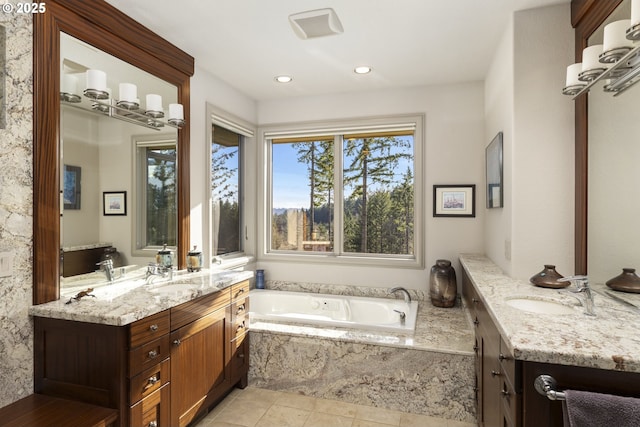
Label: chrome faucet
xmin=390 ymin=286 xmax=411 ymax=303
xmin=559 ymin=275 xmax=595 ymax=316
xmin=146 ymin=262 xmax=174 ymax=283
xmin=97 ymin=259 xmax=118 ymax=282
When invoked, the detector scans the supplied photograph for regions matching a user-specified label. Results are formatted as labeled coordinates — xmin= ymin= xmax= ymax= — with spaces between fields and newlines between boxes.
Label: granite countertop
xmin=29 ymin=269 xmax=254 ymax=326
xmin=459 ymin=253 xmax=640 ymax=373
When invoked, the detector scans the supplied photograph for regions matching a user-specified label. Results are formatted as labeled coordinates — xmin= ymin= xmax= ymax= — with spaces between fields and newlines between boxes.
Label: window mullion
xmin=333 ymin=135 xmax=344 ymax=255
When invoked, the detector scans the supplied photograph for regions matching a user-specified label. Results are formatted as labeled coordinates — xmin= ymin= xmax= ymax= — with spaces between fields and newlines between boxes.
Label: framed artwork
xmin=103 ymin=191 xmax=127 ymax=216
xmin=433 ymin=184 xmax=476 ymax=217
xmin=486 ymin=131 xmax=504 ymax=208
xmin=63 ymin=165 xmax=81 ymax=210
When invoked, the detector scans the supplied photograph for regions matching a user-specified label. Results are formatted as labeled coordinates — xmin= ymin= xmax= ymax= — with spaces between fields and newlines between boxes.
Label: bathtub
xmin=249 ymin=289 xmax=418 ymax=333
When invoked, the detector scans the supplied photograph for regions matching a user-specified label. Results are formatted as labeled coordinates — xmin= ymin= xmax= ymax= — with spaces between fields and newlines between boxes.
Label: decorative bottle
xmin=429 ymin=259 xmax=457 ymax=308
xmin=256 ymin=269 xmax=265 ymax=289
xmin=186 ymin=245 xmax=202 ymax=272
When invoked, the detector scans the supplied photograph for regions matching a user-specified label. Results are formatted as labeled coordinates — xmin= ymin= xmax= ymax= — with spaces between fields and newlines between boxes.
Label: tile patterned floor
xmin=194 ymin=386 xmax=476 ymax=427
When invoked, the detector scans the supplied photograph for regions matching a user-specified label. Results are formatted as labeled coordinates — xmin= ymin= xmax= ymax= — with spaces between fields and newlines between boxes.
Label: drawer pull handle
xmin=491 ymin=370 xmax=501 ymax=377
xmin=473 ymin=344 xmax=479 ymax=352
xmin=501 ymin=388 xmax=510 ymax=397
xmin=149 ymin=324 xmax=158 ymax=332
xmin=236 ymin=321 xmax=245 ymax=333
xmin=473 ymin=318 xmax=479 ymax=326
xmin=173 ymin=339 xmax=182 ymax=346
xmin=236 ymin=304 xmax=246 ymax=314
xmin=499 ymin=353 xmax=509 ymax=361
xmin=144 ymin=375 xmax=160 ymax=390
xmin=236 ymin=288 xmax=245 ymax=298
xmin=148 ymin=350 xmax=159 ymax=359
xmin=149 ymin=421 xmax=158 ymax=427
xmin=472 ymin=298 xmax=479 ymax=303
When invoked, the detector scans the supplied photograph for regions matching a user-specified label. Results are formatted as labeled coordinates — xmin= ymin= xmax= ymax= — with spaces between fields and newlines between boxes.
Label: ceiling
xmin=105 ymin=0 xmax=570 ymax=102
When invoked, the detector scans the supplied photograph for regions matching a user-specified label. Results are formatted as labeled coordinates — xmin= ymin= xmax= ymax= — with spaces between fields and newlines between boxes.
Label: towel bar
xmin=534 ymin=375 xmax=566 ymax=401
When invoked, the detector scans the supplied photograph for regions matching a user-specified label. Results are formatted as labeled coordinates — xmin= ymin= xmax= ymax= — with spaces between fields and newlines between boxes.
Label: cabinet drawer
xmin=129 ymin=310 xmax=170 ymax=349
xmin=500 ymin=374 xmax=520 ymax=427
xmin=231 ymin=280 xmax=250 ymax=301
xmin=130 ymin=358 xmax=170 ymax=404
xmin=171 ymin=288 xmax=230 ymax=331
xmin=499 ymin=336 xmax=520 ymax=391
xmin=130 ymin=383 xmax=170 ymax=427
xmin=232 ymin=299 xmax=249 ymax=340
xmin=129 ymin=335 xmax=171 ymax=377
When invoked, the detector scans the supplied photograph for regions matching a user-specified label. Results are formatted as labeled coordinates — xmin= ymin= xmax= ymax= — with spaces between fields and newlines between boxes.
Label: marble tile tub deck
xmin=194 ymin=386 xmax=476 ymax=427
xmin=248 ymin=282 xmax=476 ymax=424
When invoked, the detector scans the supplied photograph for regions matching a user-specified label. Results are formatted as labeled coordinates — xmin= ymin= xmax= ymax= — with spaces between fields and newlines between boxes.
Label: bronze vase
xmin=429 ymin=259 xmax=457 ymax=308
xmin=530 ymin=265 xmax=568 ymax=288
xmin=606 ymin=268 xmax=640 ymax=293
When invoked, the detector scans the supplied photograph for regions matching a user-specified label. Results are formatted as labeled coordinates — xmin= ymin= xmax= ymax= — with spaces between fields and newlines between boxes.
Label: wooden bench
xmin=0 ymin=394 xmax=118 ymax=427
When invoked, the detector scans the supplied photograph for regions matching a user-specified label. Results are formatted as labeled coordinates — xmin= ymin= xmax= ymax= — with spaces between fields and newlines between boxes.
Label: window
xmin=207 ymin=104 xmax=255 ymax=264
xmin=265 ymin=115 xmax=423 ymax=266
xmin=211 ymin=124 xmax=241 ymax=256
xmin=134 ymin=136 xmax=177 ymax=252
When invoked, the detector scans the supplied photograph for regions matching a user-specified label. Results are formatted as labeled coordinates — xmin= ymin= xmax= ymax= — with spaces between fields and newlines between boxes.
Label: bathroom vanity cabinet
xmin=34 ymin=280 xmax=250 ymax=427
xmin=462 ymin=265 xmax=640 ymax=427
xmin=464 ymin=272 xmax=520 ymax=427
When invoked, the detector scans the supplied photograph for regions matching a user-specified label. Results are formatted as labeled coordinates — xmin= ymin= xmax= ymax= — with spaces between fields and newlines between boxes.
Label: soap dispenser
xmin=156 ymin=244 xmax=174 ymax=268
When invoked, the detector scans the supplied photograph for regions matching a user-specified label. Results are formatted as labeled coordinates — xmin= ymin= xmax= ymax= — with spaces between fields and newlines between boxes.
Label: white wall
xmin=484 ymin=17 xmax=515 ymax=275
xmin=189 ymin=66 xmax=258 ymax=268
xmin=484 ymin=4 xmax=575 ymax=279
xmin=255 ymin=83 xmax=486 ymax=291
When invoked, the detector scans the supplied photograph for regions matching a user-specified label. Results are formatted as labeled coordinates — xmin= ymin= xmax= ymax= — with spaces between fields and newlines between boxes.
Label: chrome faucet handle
xmin=559 ymin=275 xmax=595 ymax=316
xmin=558 ymin=275 xmax=589 ymax=289
xmin=393 ymin=309 xmax=406 ymax=324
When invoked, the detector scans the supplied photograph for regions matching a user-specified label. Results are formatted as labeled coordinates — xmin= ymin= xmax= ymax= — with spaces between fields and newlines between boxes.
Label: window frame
xmin=259 ymin=114 xmax=425 ymax=269
xmin=132 ymin=134 xmax=178 ymax=257
xmin=206 ymin=103 xmax=256 ymax=269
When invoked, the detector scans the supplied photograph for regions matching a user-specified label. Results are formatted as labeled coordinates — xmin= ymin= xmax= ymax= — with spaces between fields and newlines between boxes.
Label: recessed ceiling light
xmin=275 ymin=75 xmax=293 ymax=83
xmin=354 ymin=66 xmax=372 ymax=74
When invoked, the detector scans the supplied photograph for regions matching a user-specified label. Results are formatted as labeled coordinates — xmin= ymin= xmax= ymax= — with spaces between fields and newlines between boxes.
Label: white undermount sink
xmin=505 ymin=297 xmax=576 ymax=315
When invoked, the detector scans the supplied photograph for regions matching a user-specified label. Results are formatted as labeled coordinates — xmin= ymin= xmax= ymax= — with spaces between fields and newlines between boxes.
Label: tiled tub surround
xmin=459 ymin=254 xmax=640 ymax=373
xmin=29 ymin=269 xmax=253 ymax=325
xmin=248 ymin=282 xmax=476 ymax=424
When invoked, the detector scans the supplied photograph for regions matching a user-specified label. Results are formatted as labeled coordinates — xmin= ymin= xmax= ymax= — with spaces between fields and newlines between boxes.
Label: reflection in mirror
xmin=587 ymin=0 xmax=640 ymax=284
xmin=134 ymin=135 xmax=177 ymax=252
xmin=60 ymin=32 xmax=178 ymax=287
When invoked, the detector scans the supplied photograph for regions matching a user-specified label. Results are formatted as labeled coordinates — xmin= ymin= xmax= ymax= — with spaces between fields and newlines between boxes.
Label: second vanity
xmin=461 ymin=254 xmax=640 ymax=427
xmin=29 ymin=269 xmax=252 ymax=427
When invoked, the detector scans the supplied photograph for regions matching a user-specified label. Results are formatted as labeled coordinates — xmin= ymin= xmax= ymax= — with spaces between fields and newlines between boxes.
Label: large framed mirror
xmin=34 ymin=0 xmax=193 ymax=304
xmin=573 ymin=0 xmax=639 ymax=280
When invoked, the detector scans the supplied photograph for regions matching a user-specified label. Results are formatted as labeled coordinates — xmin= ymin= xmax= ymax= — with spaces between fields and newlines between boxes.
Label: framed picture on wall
xmin=103 ymin=191 xmax=127 ymax=216
xmin=433 ymin=185 xmax=476 ymax=217
xmin=486 ymin=132 xmax=504 ymax=208
xmin=63 ymin=164 xmax=81 ymax=210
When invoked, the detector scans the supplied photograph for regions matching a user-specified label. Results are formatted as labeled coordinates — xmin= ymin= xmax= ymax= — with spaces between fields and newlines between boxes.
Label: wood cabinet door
xmin=170 ymin=308 xmax=229 ymax=427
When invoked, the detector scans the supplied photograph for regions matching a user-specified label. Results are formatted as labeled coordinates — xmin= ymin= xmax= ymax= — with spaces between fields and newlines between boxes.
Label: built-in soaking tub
xmin=249 ymin=289 xmax=419 ymax=333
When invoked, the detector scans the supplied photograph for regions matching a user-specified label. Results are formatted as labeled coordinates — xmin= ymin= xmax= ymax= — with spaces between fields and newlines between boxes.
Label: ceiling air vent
xmin=288 ymin=8 xmax=344 ymax=39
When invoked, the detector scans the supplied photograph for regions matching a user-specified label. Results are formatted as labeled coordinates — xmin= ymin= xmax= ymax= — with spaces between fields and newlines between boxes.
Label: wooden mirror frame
xmin=572 ymin=0 xmax=623 ymax=275
xmin=34 ymin=0 xmax=194 ymax=304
